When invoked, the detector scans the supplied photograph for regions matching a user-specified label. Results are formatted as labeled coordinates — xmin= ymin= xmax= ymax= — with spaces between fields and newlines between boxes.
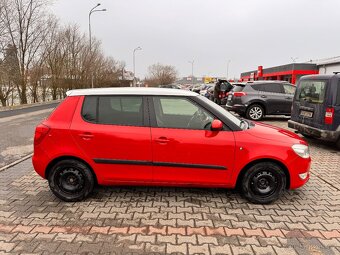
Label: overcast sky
xmin=50 ymin=0 xmax=340 ymax=79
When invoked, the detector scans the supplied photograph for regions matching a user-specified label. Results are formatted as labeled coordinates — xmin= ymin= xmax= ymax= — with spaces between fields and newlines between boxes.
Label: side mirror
xmin=211 ymin=119 xmax=223 ymax=131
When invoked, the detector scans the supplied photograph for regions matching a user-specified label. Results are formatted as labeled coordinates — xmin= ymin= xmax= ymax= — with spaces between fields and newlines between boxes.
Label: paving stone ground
xmin=0 ymin=119 xmax=339 ymax=255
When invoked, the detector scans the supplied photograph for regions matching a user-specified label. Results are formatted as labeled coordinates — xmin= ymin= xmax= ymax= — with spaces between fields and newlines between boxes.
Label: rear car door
xmin=282 ymin=84 xmax=296 ymax=114
xmin=70 ymin=95 xmax=152 ymax=183
xmin=149 ymin=96 xmax=235 ymax=185
xmin=291 ymin=79 xmax=329 ymax=130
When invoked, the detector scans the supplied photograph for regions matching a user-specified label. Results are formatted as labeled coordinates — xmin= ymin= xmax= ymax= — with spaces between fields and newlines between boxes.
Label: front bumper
xmin=288 ymin=120 xmax=340 ymax=142
xmin=288 ymin=156 xmax=311 ymax=189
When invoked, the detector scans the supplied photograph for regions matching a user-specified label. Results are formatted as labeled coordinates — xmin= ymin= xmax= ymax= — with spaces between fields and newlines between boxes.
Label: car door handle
xmin=79 ymin=132 xmax=94 ymax=140
xmin=155 ymin=137 xmax=170 ymax=144
xmin=261 ymin=95 xmax=267 ymax=98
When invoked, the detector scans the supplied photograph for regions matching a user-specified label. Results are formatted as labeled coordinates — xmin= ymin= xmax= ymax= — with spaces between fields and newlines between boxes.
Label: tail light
xmin=324 ymin=107 xmax=334 ymax=125
xmin=233 ymin=92 xmax=247 ymax=97
xmin=34 ymin=124 xmax=50 ymax=145
xmin=225 ymin=92 xmax=230 ymax=96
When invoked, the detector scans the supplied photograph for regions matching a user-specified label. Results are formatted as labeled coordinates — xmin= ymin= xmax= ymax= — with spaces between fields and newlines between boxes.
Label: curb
xmin=0 ymin=153 xmax=33 ymax=172
xmin=0 ymin=100 xmax=61 ymax=112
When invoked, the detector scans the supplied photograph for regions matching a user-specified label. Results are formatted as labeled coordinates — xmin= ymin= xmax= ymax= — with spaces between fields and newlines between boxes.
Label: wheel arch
xmin=45 ymin=156 xmax=98 ymax=185
xmin=247 ymin=101 xmax=267 ymax=114
xmin=235 ymin=158 xmax=290 ymax=190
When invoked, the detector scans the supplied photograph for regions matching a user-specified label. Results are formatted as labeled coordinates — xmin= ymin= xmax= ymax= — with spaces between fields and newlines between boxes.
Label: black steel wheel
xmin=246 ymin=104 xmax=264 ymax=120
xmin=48 ymin=159 xmax=94 ymax=202
xmin=241 ymin=162 xmax=286 ymax=204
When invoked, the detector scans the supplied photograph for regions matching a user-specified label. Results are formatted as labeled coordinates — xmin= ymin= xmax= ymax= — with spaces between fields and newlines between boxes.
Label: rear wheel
xmin=48 ymin=159 xmax=94 ymax=202
xmin=241 ymin=162 xmax=286 ymax=204
xmin=246 ymin=104 xmax=264 ymax=120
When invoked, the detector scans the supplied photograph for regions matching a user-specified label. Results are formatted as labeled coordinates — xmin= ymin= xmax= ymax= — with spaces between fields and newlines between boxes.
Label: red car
xmin=33 ymin=88 xmax=311 ymax=204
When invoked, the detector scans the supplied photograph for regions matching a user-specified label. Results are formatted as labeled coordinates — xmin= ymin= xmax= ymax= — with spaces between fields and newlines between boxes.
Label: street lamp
xmin=133 ymin=47 xmax=142 ymax=87
xmin=227 ymin=60 xmax=231 ymax=80
xmin=89 ymin=3 xmax=107 ymax=88
xmin=188 ymin=60 xmax=194 ymax=86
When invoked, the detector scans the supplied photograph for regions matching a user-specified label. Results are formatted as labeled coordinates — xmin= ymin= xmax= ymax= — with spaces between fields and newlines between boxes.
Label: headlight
xmin=292 ymin=144 xmax=310 ymax=158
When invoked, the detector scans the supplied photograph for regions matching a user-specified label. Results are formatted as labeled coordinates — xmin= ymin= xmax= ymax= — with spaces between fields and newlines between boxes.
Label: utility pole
xmin=89 ymin=3 xmax=106 ymax=88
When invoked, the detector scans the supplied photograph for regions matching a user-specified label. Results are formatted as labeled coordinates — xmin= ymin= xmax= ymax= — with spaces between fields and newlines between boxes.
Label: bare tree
xmin=0 ymin=44 xmax=19 ymax=106
xmin=0 ymin=0 xmax=50 ymax=104
xmin=146 ymin=63 xmax=178 ymax=86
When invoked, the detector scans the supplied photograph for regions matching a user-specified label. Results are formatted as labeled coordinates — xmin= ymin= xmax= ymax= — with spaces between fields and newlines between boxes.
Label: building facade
xmin=240 ymin=63 xmax=318 ymax=84
xmin=240 ymin=56 xmax=340 ymax=85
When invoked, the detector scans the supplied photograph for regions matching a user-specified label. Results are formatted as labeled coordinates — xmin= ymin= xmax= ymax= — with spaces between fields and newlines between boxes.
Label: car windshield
xmin=297 ymin=80 xmax=327 ymax=104
xmin=198 ymin=95 xmax=243 ymax=128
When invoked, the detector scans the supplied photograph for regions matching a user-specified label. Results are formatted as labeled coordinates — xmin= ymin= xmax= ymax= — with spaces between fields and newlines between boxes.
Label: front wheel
xmin=48 ymin=159 xmax=95 ymax=202
xmin=241 ymin=162 xmax=286 ymax=204
xmin=246 ymin=104 xmax=264 ymax=120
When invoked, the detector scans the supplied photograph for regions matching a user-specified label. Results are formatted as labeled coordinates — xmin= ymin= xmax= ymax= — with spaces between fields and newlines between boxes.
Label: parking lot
xmin=0 ymin=118 xmax=339 ymax=255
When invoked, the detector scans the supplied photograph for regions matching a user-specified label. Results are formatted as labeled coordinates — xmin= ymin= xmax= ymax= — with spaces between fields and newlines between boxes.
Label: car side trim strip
xmin=153 ymin=162 xmax=226 ymax=170
xmin=93 ymin=159 xmax=152 ymax=166
xmin=93 ymin=158 xmax=227 ymax=170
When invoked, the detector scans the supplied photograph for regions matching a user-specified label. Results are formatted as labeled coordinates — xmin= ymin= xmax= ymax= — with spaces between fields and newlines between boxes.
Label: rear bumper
xmin=288 ymin=120 xmax=340 ymax=142
xmin=32 ymin=146 xmax=51 ymax=179
xmin=225 ymin=104 xmax=247 ymax=114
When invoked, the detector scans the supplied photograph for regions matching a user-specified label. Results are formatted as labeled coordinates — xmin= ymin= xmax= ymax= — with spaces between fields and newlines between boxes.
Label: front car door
xmin=70 ymin=95 xmax=152 ymax=184
xmin=149 ymin=96 xmax=235 ymax=186
xmin=282 ymin=84 xmax=296 ymax=114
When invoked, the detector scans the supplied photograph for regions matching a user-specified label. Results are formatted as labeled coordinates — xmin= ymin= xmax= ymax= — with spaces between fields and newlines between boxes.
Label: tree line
xmin=0 ymin=0 xmax=179 ymax=107
xmin=0 ymin=0 xmax=127 ymax=106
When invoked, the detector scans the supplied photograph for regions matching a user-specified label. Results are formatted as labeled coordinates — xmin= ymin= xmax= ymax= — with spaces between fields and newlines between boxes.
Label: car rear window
xmin=232 ymin=85 xmax=245 ymax=92
xmin=297 ymin=80 xmax=327 ymax=104
xmin=82 ymin=96 xmax=144 ymax=126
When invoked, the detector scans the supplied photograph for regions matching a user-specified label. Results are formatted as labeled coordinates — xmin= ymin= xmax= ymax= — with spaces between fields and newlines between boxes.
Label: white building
xmin=310 ymin=56 xmax=340 ymax=75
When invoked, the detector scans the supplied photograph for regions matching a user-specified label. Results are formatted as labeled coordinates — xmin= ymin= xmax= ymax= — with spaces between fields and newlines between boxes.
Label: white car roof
xmin=66 ymin=87 xmax=198 ymax=97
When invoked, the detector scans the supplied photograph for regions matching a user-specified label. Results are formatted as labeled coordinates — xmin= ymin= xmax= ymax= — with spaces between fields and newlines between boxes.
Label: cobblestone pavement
xmin=0 ymin=119 xmax=339 ymax=255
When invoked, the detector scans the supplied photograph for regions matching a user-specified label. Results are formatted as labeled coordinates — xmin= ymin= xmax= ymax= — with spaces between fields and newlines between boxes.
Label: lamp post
xmin=133 ymin=47 xmax=142 ymax=87
xmin=188 ymin=60 xmax=194 ymax=86
xmin=89 ymin=3 xmax=106 ymax=88
xmin=226 ymin=59 xmax=231 ymax=80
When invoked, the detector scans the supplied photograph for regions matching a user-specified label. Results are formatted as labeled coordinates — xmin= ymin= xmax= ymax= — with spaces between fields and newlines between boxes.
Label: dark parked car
xmin=226 ymin=81 xmax=296 ymax=120
xmin=288 ymin=73 xmax=340 ymax=148
xmin=214 ymin=80 xmax=234 ymax=105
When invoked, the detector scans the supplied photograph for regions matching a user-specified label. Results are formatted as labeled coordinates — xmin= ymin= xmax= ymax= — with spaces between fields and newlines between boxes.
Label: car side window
xmin=153 ymin=97 xmax=214 ymax=130
xmin=262 ymin=83 xmax=284 ymax=93
xmin=82 ymin=96 xmax=144 ymax=126
xmin=82 ymin=96 xmax=97 ymax=122
xmin=283 ymin=84 xmax=296 ymax=95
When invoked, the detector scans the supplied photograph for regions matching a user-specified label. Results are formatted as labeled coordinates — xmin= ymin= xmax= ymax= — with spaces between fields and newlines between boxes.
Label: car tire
xmin=246 ymin=104 xmax=264 ymax=120
xmin=48 ymin=159 xmax=95 ymax=202
xmin=241 ymin=162 xmax=286 ymax=204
